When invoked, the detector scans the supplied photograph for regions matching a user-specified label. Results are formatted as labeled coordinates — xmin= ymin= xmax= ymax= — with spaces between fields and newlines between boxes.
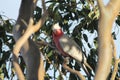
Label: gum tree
xmin=0 ymin=0 xmax=120 ymax=80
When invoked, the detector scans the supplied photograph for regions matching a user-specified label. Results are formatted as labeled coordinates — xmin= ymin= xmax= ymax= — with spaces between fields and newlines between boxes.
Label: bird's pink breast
xmin=52 ymin=32 xmax=69 ymax=57
xmin=55 ymin=29 xmax=63 ymax=36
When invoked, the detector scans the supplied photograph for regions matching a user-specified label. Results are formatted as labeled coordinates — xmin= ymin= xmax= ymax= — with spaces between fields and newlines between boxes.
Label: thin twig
xmin=36 ymin=40 xmax=61 ymax=54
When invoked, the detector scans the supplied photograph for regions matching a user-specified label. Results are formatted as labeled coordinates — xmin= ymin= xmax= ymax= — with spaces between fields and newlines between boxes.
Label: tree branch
xmin=37 ymin=40 xmax=87 ymax=79
xmin=111 ymin=36 xmax=119 ymax=80
xmin=12 ymin=0 xmax=48 ymax=80
xmin=95 ymin=0 xmax=120 ymax=80
xmin=12 ymin=54 xmax=25 ymax=80
xmin=97 ymin=0 xmax=104 ymax=13
xmin=38 ymin=53 xmax=45 ymax=80
xmin=13 ymin=11 xmax=48 ymax=56
xmin=62 ymin=58 xmax=86 ymax=80
xmin=36 ymin=40 xmax=60 ymax=54
xmin=42 ymin=0 xmax=47 ymax=13
xmin=111 ymin=59 xmax=120 ymax=80
xmin=111 ymin=37 xmax=117 ymax=59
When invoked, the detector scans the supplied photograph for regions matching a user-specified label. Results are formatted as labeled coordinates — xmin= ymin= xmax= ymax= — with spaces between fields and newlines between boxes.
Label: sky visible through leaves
xmin=1 ymin=0 xmax=120 ymax=80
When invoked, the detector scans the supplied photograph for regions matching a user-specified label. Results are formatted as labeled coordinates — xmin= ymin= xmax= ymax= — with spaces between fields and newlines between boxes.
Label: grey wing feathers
xmin=59 ymin=35 xmax=84 ymax=62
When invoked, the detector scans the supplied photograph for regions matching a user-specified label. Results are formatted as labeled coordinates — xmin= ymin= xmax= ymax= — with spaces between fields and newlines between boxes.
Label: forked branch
xmin=95 ymin=0 xmax=120 ymax=80
xmin=12 ymin=0 xmax=48 ymax=80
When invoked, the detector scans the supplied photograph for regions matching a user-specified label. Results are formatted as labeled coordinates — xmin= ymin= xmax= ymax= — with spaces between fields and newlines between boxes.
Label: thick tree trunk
xmin=12 ymin=0 xmax=45 ymax=80
xmin=95 ymin=0 xmax=120 ymax=80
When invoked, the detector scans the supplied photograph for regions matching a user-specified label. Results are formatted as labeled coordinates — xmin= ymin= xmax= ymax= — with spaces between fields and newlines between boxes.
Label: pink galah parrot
xmin=52 ymin=23 xmax=92 ymax=76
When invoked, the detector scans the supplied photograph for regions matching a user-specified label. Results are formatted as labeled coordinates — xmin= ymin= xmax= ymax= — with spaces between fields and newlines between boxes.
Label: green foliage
xmin=38 ymin=0 xmax=99 ymax=79
xmin=116 ymin=15 xmax=120 ymax=26
xmin=1 ymin=0 xmax=120 ymax=80
xmin=0 ymin=15 xmax=15 ymax=80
